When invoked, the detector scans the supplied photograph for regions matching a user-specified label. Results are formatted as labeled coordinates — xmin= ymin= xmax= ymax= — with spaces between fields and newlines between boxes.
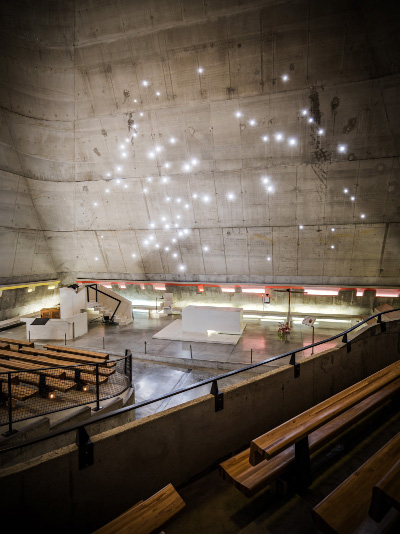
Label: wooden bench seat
xmin=19 ymin=347 xmax=115 ymax=370
xmin=250 ymin=360 xmax=400 ymax=466
xmin=369 ymin=458 xmax=400 ymax=522
xmin=8 ymin=348 xmax=114 ymax=376
xmin=44 ymin=344 xmax=109 ymax=360
xmin=94 ymin=483 xmax=185 ymax=534
xmin=0 ymin=352 xmax=66 ymax=378
xmin=17 ymin=372 xmax=76 ymax=393
xmin=220 ymin=377 xmax=400 ymax=497
xmin=0 ymin=337 xmax=34 ymax=348
xmin=313 ymin=431 xmax=400 ymax=533
xmin=1 ymin=381 xmax=38 ymax=401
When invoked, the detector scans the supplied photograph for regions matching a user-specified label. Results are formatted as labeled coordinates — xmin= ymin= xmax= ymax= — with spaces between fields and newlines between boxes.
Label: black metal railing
xmin=0 ymin=350 xmax=132 ymax=437
xmin=86 ymin=283 xmax=122 ymax=322
xmin=0 ymin=308 xmax=399 ymax=456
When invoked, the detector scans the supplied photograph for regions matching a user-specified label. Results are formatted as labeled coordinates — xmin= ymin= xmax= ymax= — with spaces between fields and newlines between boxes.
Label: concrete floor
xmin=1 ymin=314 xmax=348 ymax=420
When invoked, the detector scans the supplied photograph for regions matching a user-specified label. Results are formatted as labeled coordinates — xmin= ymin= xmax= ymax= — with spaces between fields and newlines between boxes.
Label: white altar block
xmin=182 ymin=306 xmax=244 ymax=335
xmin=23 ymin=312 xmax=88 ymax=340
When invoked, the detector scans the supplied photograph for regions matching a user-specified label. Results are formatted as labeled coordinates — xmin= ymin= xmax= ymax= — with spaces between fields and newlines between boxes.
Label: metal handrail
xmin=1 ymin=307 xmax=399 ymax=455
xmin=86 ymin=283 xmax=122 ymax=322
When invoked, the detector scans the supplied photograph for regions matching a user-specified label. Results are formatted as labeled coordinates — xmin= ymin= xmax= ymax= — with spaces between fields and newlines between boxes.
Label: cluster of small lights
xmin=92 ymin=71 xmax=363 ymax=269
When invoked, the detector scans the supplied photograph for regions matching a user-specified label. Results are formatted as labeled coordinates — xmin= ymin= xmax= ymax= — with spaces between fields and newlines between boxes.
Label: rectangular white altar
xmin=182 ymin=305 xmax=244 ymax=335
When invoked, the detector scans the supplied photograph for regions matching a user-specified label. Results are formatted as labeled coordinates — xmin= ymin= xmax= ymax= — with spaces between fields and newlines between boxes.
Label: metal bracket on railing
xmin=342 ymin=333 xmax=351 ymax=353
xmin=377 ymin=314 xmax=387 ymax=333
xmin=210 ymin=380 xmax=224 ymax=412
xmin=289 ymin=353 xmax=300 ymax=378
xmin=77 ymin=426 xmax=94 ymax=469
xmin=38 ymin=374 xmax=47 ymax=397
xmin=74 ymin=369 xmax=85 ymax=391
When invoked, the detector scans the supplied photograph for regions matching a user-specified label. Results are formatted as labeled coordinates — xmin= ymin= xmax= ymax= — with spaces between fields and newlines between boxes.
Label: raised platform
xmin=152 ymin=319 xmax=243 ymax=345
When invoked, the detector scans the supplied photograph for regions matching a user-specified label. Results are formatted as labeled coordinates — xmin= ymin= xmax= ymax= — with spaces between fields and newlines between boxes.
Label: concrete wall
xmin=0 ymin=285 xmax=59 ymax=322
xmin=1 ymin=1 xmax=399 ymax=286
xmin=1 ymin=319 xmax=399 ymax=533
xmin=110 ymin=283 xmax=400 ymax=318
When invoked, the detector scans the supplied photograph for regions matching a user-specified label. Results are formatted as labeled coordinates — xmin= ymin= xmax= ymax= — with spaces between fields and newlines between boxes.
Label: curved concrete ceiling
xmin=0 ymin=0 xmax=399 ymax=286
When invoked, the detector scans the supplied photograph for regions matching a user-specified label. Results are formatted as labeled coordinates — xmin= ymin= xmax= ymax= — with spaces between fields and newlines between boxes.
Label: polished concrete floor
xmin=1 ymin=314 xmax=349 ymax=420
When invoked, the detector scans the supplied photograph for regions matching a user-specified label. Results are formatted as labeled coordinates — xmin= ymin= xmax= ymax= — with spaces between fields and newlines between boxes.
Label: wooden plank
xmin=17 ymin=373 xmax=76 ymax=393
xmin=44 ymin=344 xmax=109 ymax=359
xmin=6 ymin=348 xmax=114 ymax=376
xmin=313 ymin=432 xmax=400 ymax=534
xmin=249 ymin=361 xmax=400 ymax=465
xmin=0 ymin=337 xmax=34 ymax=347
xmin=0 ymin=352 xmax=66 ymax=378
xmin=1 ymin=381 xmax=38 ymax=401
xmin=20 ymin=347 xmax=115 ymax=369
xmin=220 ymin=377 xmax=400 ymax=497
xmin=94 ymin=484 xmax=185 ymax=534
xmin=369 ymin=458 xmax=400 ymax=521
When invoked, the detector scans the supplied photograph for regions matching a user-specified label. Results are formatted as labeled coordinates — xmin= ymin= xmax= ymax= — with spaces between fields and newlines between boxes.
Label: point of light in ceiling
xmin=165 ymin=196 xmax=170 ymax=202
xmin=155 ymin=145 xmax=162 ymax=153
xmin=331 ymin=228 xmax=335 ymax=232
xmin=156 ymin=91 xmax=161 ymax=96
xmin=288 ymin=137 xmax=297 ymax=146
xmin=249 ymin=119 xmax=257 ymax=126
xmin=164 ymin=224 xmax=170 ymax=230
xmin=267 ymin=186 xmax=274 ymax=192
xmin=338 ymin=144 xmax=347 ymax=153
xmin=344 ymin=188 xmax=349 ymax=194
xmin=116 ymin=166 xmax=122 ymax=172
xmin=93 ymin=202 xmax=98 ymax=207
xmin=100 ymin=235 xmax=104 ymax=238
xmin=133 ymin=99 xmax=137 ymax=103
xmin=184 ymin=203 xmax=189 ymax=209
xmin=143 ymin=188 xmax=148 ymax=194
xmin=262 ymin=176 xmax=269 ymax=184
xmin=149 ymin=222 xmax=155 ymax=228
xmin=161 ymin=216 xmax=166 ymax=222
xmin=361 ymin=213 xmax=366 ymax=219
xmin=106 ymin=173 xmax=111 ymax=177
xmin=164 ymin=246 xmax=169 ymax=252
xmin=155 ymin=244 xmax=160 ymax=248
xmin=203 ymin=246 xmax=209 ymax=252
xmin=299 ymin=225 xmax=303 ymax=229
xmin=164 ymin=162 xmax=171 ymax=169
xmin=235 ymin=111 xmax=242 ymax=118
xmin=149 ymin=235 xmax=155 ymax=241
xmin=139 ymin=112 xmax=144 ymax=117
xmin=267 ymin=256 xmax=271 ymax=261
xmin=183 ymin=229 xmax=189 ymax=234
xmin=147 ymin=151 xmax=155 ymax=159
xmin=331 ymin=245 xmax=335 ymax=249
xmin=176 ymin=215 xmax=181 ymax=219
xmin=351 ymin=196 xmax=356 ymax=201
xmin=120 ymin=144 xmax=125 ymax=150
xmin=282 ymin=74 xmax=289 ymax=81
xmin=203 ymin=195 xmax=210 ymax=203
xmin=183 ymin=163 xmax=191 ymax=172
xmin=197 ymin=67 xmax=204 ymax=74
xmin=95 ymin=257 xmax=98 ymax=261
xmin=179 ymin=264 xmax=185 ymax=271
xmin=274 ymin=132 xmax=284 ymax=142
xmin=173 ymin=252 xmax=178 ymax=258
xmin=308 ymin=117 xmax=314 ymax=123
xmin=191 ymin=158 xmax=199 ymax=166
xmin=105 ymin=189 xmax=110 ymax=193
xmin=172 ymin=238 xmax=177 ymax=243
xmin=132 ymin=253 xmax=136 ymax=258
xmin=121 ymin=152 xmax=127 ymax=157
xmin=169 ymin=137 xmax=176 ymax=144
xmin=227 ymin=192 xmax=235 ymax=200
xmin=262 ymin=135 xmax=269 ymax=142
xmin=176 ymin=198 xmax=181 ymax=203
xmin=142 ymin=80 xmax=149 ymax=87
xmin=161 ymin=177 xmax=169 ymax=183
xmin=192 ymin=193 xmax=198 ymax=199
xmin=301 ymin=109 xmax=308 ymax=116
xmin=318 ymin=129 xmax=325 ymax=135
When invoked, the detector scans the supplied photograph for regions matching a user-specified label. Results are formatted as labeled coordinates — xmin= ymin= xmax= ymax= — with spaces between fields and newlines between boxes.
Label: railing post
xmin=144 ymin=340 xmax=147 ymax=354
xmin=64 ymin=332 xmax=67 ymax=346
xmin=103 ymin=336 xmax=105 ymax=349
xmin=93 ymin=364 xmax=102 ymax=411
xmin=342 ymin=333 xmax=351 ymax=353
xmin=289 ymin=353 xmax=300 ymax=378
xmin=210 ymin=380 xmax=224 ymax=412
xmin=96 ymin=284 xmax=98 ymax=303
xmin=2 ymin=373 xmax=17 ymax=436
xmin=190 ymin=344 xmax=193 ymax=359
xmin=377 ymin=314 xmax=387 ymax=333
xmin=251 ymin=348 xmax=253 ymax=363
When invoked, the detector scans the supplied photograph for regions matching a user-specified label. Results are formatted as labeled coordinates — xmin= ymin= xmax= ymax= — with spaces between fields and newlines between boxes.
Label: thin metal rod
xmin=95 ymin=364 xmax=100 ymax=411
xmin=144 ymin=340 xmax=147 ymax=354
xmin=251 ymin=348 xmax=253 ymax=363
xmin=312 ymin=326 xmax=315 ymax=355
xmin=64 ymin=333 xmax=66 ymax=345
xmin=190 ymin=344 xmax=192 ymax=359
xmin=7 ymin=373 xmax=13 ymax=434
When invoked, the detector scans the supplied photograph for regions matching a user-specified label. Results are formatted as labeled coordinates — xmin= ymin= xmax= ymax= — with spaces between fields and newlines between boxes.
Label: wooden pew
xmin=0 ymin=359 xmax=75 ymax=393
xmin=0 ymin=351 xmax=66 ymax=378
xmin=1 ymin=380 xmax=38 ymax=401
xmin=44 ymin=344 xmax=109 ymax=360
xmin=313 ymin=431 xmax=400 ymax=533
xmin=8 ymin=348 xmax=114 ymax=376
xmin=0 ymin=337 xmax=34 ymax=349
xmin=220 ymin=376 xmax=400 ymax=497
xmin=369 ymin=458 xmax=400 ymax=522
xmin=249 ymin=361 xmax=400 ymax=467
xmin=94 ymin=483 xmax=185 ymax=534
xmin=19 ymin=347 xmax=115 ymax=370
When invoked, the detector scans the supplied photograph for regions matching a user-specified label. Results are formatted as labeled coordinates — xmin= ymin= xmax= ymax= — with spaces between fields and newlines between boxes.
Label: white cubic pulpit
xmin=182 ymin=305 xmax=244 ymax=335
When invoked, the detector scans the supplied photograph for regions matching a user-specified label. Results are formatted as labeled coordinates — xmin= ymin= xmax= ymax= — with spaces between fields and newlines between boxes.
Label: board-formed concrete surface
xmin=0 ymin=1 xmax=399 ymax=287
